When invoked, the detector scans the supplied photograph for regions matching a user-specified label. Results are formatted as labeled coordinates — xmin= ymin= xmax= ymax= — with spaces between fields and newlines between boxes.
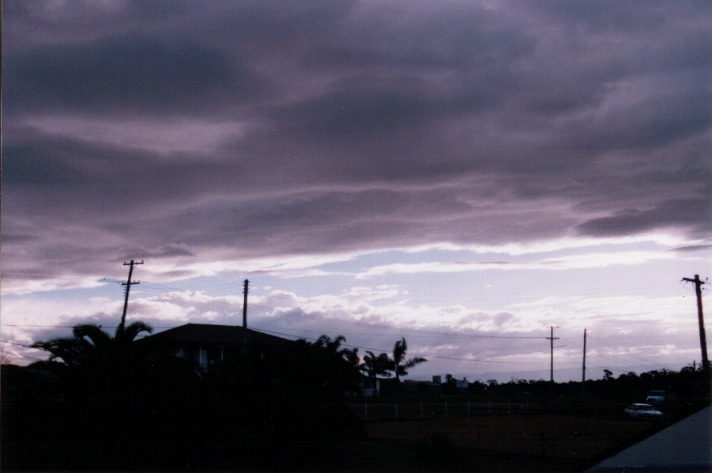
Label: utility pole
xmin=582 ymin=328 xmax=587 ymax=402
xmin=242 ymin=279 xmax=249 ymax=329
xmin=683 ymin=274 xmax=709 ymax=379
xmin=582 ymin=328 xmax=587 ymax=384
xmin=546 ymin=325 xmax=559 ymax=383
xmin=120 ymin=260 xmax=143 ymax=332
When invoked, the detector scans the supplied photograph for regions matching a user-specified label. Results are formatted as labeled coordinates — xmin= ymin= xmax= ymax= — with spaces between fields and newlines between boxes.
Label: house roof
xmin=137 ymin=323 xmax=292 ymax=347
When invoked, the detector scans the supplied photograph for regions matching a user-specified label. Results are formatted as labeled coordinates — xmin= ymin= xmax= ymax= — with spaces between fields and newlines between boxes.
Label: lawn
xmin=353 ymin=414 xmax=660 ymax=472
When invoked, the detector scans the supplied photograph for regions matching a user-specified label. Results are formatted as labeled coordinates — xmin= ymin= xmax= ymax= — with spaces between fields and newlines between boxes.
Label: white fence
xmin=349 ymin=400 xmax=537 ymax=422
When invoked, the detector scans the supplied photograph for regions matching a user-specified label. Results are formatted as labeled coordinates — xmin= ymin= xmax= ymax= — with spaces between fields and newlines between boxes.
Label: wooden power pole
xmin=581 ymin=328 xmax=588 ymax=402
xmin=683 ymin=274 xmax=709 ymax=378
xmin=120 ymin=260 xmax=143 ymax=332
xmin=546 ymin=325 xmax=559 ymax=382
xmin=242 ymin=279 xmax=249 ymax=329
xmin=582 ymin=328 xmax=587 ymax=384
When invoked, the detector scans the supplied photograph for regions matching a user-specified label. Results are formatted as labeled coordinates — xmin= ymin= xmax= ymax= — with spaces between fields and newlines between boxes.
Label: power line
xmin=1 ymin=324 xmax=177 ymax=329
xmin=0 ymin=339 xmax=35 ymax=349
xmin=0 ymin=323 xmax=663 ymax=371
xmin=4 ymin=271 xmax=689 ymax=299
xmin=591 ymin=352 xmax=671 ymax=372
xmin=280 ymin=310 xmax=546 ymax=340
xmin=254 ymin=327 xmax=553 ymax=366
xmin=2 ymin=324 xmax=79 ymax=328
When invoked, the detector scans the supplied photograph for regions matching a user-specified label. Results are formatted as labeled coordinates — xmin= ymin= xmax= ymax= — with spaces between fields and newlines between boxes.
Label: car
xmin=624 ymin=403 xmax=663 ymax=419
xmin=645 ymin=389 xmax=665 ymax=405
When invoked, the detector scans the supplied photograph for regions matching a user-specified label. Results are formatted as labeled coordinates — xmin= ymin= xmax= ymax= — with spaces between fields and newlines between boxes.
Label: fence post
xmin=420 ymin=401 xmax=424 ymax=420
xmin=395 ymin=403 xmax=398 ymax=420
xmin=364 ymin=402 xmax=368 ymax=422
xmin=467 ymin=401 xmax=470 ymax=417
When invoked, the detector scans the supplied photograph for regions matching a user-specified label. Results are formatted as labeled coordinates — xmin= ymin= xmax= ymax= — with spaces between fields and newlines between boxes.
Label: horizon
xmin=2 ymin=1 xmax=710 ymax=384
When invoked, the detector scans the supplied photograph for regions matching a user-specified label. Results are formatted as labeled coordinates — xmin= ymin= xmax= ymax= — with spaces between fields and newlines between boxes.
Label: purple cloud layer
xmin=3 ymin=0 xmax=711 ymax=285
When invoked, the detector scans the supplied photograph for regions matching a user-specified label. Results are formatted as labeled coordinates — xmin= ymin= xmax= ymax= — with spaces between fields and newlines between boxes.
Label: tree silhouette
xmin=36 ymin=321 xmax=236 ymax=470
xmin=32 ymin=322 xmax=152 ymax=375
xmin=288 ymin=334 xmax=362 ymax=396
xmin=391 ymin=337 xmax=427 ymax=383
xmin=26 ymin=326 xmax=368 ymax=470
xmin=361 ymin=350 xmax=392 ymax=380
xmin=30 ymin=321 xmax=157 ymax=430
xmin=313 ymin=334 xmax=359 ymax=366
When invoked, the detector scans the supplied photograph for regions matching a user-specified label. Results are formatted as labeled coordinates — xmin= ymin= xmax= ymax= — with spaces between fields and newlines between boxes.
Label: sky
xmin=2 ymin=0 xmax=711 ymax=383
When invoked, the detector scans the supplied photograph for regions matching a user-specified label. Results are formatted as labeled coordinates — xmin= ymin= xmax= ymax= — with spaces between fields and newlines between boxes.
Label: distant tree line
xmin=438 ymin=364 xmax=710 ymax=411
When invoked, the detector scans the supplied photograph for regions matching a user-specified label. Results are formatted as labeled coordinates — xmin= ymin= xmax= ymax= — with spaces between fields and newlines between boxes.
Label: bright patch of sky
xmin=3 ymin=241 xmax=707 ymax=381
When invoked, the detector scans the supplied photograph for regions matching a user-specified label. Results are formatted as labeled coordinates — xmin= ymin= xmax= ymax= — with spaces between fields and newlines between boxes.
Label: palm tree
xmin=361 ymin=350 xmax=392 ymax=380
xmin=114 ymin=321 xmax=153 ymax=345
xmin=313 ymin=335 xmax=360 ymax=367
xmin=29 ymin=321 xmax=191 ymax=469
xmin=32 ymin=321 xmax=152 ymax=372
xmin=391 ymin=337 xmax=427 ymax=383
xmin=303 ymin=335 xmax=361 ymax=395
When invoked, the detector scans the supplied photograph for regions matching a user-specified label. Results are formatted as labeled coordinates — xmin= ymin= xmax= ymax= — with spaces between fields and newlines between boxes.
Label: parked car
xmin=645 ymin=389 xmax=665 ymax=405
xmin=624 ymin=403 xmax=663 ymax=419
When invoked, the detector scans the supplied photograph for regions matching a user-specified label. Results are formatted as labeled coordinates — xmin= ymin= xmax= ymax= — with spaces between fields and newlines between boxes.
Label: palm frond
xmin=73 ymin=324 xmax=112 ymax=347
xmin=31 ymin=337 xmax=86 ymax=367
xmin=116 ymin=321 xmax=153 ymax=343
xmin=403 ymin=356 xmax=427 ymax=370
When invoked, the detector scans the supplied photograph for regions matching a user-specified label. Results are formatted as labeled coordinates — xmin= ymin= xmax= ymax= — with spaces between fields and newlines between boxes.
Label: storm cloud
xmin=3 ymin=1 xmax=711 ymax=295
xmin=2 ymin=0 xmax=712 ymax=380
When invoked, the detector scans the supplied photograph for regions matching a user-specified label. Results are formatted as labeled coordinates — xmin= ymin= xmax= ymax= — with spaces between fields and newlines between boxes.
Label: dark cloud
xmin=2 ymin=0 xmax=711 ymax=285
xmin=118 ymin=244 xmax=195 ymax=259
xmin=4 ymin=37 xmax=262 ymax=116
xmin=576 ymin=197 xmax=712 ymax=238
xmin=673 ymin=244 xmax=712 ymax=253
xmin=562 ymin=88 xmax=712 ymax=153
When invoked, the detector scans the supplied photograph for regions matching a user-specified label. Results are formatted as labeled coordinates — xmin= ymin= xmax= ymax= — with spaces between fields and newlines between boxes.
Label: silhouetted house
xmin=137 ymin=323 xmax=292 ymax=371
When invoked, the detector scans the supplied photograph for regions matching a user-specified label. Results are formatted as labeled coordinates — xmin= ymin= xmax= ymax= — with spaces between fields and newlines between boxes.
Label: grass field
xmin=348 ymin=414 xmax=661 ymax=472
